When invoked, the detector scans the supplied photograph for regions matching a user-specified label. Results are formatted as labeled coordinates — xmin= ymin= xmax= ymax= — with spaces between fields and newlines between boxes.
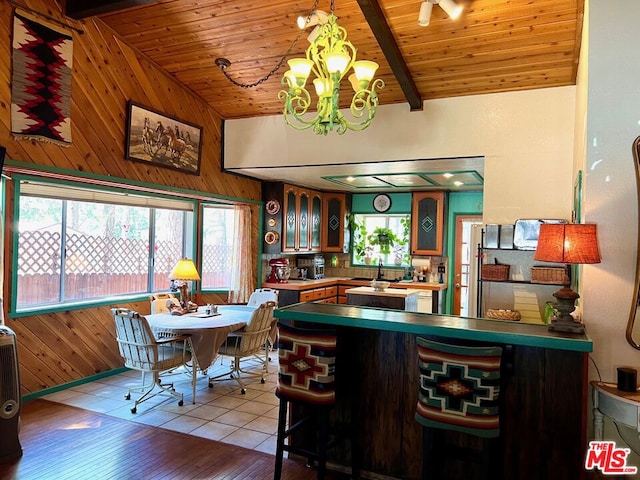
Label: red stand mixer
xmin=267 ymin=258 xmax=291 ymax=283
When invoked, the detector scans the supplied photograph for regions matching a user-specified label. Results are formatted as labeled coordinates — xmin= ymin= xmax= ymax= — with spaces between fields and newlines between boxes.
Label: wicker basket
xmin=487 ymin=308 xmax=522 ymax=321
xmin=530 ymin=266 xmax=569 ymax=285
xmin=486 ymin=309 xmax=521 ymax=321
xmin=481 ymin=263 xmax=510 ymax=281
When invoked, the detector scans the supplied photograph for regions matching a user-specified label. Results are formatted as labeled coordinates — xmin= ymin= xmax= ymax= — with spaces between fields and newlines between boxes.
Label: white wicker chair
xmin=247 ymin=288 xmax=279 ymax=307
xmin=247 ymin=288 xmax=279 ymax=363
xmin=112 ymin=308 xmax=189 ymax=413
xmin=149 ymin=292 xmax=179 ymax=314
xmin=208 ymin=301 xmax=277 ymax=394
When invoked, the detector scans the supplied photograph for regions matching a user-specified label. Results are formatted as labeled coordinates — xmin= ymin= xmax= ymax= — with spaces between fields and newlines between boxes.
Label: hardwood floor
xmin=0 ymin=400 xmax=352 ymax=480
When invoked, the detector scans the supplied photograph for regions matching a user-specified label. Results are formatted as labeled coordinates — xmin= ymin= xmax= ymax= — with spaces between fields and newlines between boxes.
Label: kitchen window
xmin=351 ymin=214 xmax=410 ymax=267
xmin=14 ymin=180 xmax=194 ymax=311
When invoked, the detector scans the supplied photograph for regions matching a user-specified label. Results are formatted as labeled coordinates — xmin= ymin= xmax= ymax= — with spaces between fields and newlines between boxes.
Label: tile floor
xmin=41 ymin=353 xmax=281 ymax=455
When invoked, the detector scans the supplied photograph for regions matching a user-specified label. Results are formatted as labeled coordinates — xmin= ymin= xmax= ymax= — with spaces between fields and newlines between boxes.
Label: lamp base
xmin=548 ymin=315 xmax=585 ymax=334
xmin=178 ymin=283 xmax=189 ymax=309
xmin=547 ymin=286 xmax=584 ymax=334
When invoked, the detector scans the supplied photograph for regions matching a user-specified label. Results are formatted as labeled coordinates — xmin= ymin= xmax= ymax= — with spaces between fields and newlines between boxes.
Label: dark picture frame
xmin=125 ymin=101 xmax=203 ymax=175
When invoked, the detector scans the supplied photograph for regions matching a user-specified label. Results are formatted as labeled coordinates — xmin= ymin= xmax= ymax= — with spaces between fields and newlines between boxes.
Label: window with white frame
xmin=351 ymin=214 xmax=411 ymax=266
xmin=15 ymin=180 xmax=194 ymax=310
xmin=201 ymin=204 xmax=236 ymax=289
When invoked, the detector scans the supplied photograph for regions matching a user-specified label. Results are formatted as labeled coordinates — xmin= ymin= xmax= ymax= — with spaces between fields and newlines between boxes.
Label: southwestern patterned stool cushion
xmin=415 ymin=337 xmax=502 ymax=438
xmin=276 ymin=323 xmax=336 ymax=406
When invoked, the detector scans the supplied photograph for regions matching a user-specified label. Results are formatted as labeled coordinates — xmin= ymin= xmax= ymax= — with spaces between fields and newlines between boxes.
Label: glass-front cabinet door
xmin=281 ymin=185 xmax=322 ymax=253
xmin=283 ymin=186 xmax=297 ymax=252
xmin=411 ymin=191 xmax=445 ymax=255
xmin=298 ymin=189 xmax=309 ymax=251
xmin=321 ymin=193 xmax=348 ymax=253
xmin=310 ymin=192 xmax=322 ymax=250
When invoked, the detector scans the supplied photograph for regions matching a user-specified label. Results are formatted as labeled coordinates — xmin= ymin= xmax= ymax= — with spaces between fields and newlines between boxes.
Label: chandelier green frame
xmin=279 ymin=12 xmax=384 ymax=135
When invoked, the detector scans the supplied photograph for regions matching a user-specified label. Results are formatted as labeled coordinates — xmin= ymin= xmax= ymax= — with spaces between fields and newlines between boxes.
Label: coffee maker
xmin=267 ymin=258 xmax=291 ymax=283
xmin=297 ymin=255 xmax=325 ymax=279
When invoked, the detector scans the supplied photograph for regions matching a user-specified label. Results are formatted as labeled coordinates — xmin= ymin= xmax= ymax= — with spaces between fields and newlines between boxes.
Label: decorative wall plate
xmin=265 ymin=231 xmax=280 ymax=245
xmin=266 ymin=199 xmax=280 ymax=215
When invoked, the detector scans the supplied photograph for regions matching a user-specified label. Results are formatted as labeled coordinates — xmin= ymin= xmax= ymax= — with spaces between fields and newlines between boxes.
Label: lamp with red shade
xmin=534 ymin=223 xmax=601 ymax=334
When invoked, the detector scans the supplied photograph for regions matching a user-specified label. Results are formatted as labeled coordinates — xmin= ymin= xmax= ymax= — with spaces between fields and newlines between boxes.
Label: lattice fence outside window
xmin=202 ymin=243 xmax=232 ymax=288
xmin=17 ymin=231 xmax=186 ymax=307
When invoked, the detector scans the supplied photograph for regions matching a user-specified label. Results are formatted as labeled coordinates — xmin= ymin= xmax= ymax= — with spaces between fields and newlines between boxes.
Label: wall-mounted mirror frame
xmin=625 ymin=136 xmax=640 ymax=349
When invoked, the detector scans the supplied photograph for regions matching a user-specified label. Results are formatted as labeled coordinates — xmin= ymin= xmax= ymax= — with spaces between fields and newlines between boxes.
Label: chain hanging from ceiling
xmin=215 ymin=0 xmax=321 ymax=89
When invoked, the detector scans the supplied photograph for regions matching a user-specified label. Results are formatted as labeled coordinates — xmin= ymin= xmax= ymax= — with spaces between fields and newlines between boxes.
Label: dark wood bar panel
xmin=275 ymin=303 xmax=591 ymax=480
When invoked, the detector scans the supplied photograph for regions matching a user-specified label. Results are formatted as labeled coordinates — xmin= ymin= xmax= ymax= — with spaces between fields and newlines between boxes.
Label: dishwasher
xmin=416 ymin=290 xmax=433 ymax=313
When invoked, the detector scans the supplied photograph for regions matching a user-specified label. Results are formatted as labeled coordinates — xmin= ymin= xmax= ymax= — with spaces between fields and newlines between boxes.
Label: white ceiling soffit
xmin=225 ymin=157 xmax=484 ymax=192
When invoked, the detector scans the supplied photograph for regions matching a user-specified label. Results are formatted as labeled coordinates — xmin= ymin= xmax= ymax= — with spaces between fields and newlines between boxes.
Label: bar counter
xmin=275 ymin=302 xmax=592 ymax=352
xmin=275 ymin=303 xmax=591 ymax=480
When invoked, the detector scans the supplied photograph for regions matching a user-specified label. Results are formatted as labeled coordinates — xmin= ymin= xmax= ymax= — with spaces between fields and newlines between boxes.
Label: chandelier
xmin=279 ymin=1 xmax=384 ymax=135
xmin=215 ymin=0 xmax=383 ymax=136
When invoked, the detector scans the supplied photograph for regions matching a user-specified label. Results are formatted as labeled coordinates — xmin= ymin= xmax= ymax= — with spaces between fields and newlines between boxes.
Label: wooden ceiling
xmin=67 ymin=0 xmax=584 ymax=121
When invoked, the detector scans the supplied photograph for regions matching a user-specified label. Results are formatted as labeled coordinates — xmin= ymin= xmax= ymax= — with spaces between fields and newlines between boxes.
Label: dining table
xmin=146 ymin=305 xmax=257 ymax=403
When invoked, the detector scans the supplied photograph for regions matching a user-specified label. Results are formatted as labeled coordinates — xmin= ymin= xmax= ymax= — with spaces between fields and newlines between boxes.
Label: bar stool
xmin=273 ymin=323 xmax=358 ymax=480
xmin=415 ymin=337 xmax=503 ymax=480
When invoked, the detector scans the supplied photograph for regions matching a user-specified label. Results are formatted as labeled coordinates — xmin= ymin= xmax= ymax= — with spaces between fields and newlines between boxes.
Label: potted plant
xmin=363 ymin=246 xmax=374 ymax=264
xmin=368 ymin=227 xmax=400 ymax=255
xmin=349 ymin=215 xmax=371 ymax=262
xmin=393 ymin=245 xmax=406 ymax=265
xmin=396 ymin=216 xmax=412 ymax=264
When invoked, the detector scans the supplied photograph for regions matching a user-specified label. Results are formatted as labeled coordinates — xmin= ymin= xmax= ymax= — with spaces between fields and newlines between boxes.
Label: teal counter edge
xmin=274 ymin=303 xmax=593 ymax=353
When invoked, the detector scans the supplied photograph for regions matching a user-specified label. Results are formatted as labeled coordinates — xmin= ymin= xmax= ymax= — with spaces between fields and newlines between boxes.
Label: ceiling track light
xmin=297 ymin=10 xmax=328 ymax=29
xmin=439 ymin=0 xmax=463 ymax=19
xmin=418 ymin=0 xmax=463 ymax=27
xmin=298 ymin=9 xmax=330 ymax=42
xmin=418 ymin=1 xmax=433 ymax=27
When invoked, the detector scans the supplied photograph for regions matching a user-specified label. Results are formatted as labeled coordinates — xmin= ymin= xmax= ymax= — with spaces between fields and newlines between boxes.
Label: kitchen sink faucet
xmin=377 ymin=259 xmax=384 ymax=280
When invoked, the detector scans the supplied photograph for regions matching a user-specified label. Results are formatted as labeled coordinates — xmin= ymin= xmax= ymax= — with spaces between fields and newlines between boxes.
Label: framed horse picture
xmin=125 ymin=101 xmax=203 ymax=175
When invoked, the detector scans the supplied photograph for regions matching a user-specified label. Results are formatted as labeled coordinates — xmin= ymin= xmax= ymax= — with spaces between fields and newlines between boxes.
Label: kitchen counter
xmin=262 ymin=277 xmax=342 ymax=291
xmin=386 ymin=280 xmax=447 ymax=291
xmin=346 ymin=286 xmax=421 ymax=311
xmin=345 ymin=286 xmax=422 ymax=298
xmin=263 ymin=276 xmax=447 ymax=291
xmin=274 ymin=302 xmax=591 ymax=480
xmin=263 ymin=277 xmax=447 ymax=313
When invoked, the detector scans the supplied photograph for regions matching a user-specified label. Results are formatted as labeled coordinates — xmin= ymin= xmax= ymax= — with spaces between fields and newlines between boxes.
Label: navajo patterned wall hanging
xmin=11 ymin=9 xmax=73 ymax=146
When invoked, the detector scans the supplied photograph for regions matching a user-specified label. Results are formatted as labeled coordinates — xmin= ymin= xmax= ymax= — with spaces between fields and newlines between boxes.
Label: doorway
xmin=453 ymin=215 xmax=482 ymax=316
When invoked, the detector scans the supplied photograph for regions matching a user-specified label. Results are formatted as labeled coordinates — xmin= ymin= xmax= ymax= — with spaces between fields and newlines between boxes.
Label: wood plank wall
xmin=0 ymin=0 xmax=262 ymax=395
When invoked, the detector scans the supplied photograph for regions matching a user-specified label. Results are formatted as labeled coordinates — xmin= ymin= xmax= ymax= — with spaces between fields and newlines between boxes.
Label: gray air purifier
xmin=0 ymin=325 xmax=23 ymax=462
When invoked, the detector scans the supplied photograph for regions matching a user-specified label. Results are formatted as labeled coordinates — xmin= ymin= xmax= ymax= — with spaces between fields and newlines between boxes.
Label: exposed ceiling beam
xmin=356 ymin=0 xmax=422 ymax=111
xmin=64 ymin=0 xmax=158 ymax=19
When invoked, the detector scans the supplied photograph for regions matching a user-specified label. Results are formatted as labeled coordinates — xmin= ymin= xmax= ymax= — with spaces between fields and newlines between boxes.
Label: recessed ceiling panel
xmin=424 ymin=171 xmax=484 ymax=187
xmin=325 ymin=176 xmax=391 ymax=188
xmin=374 ymin=174 xmax=436 ymax=187
xmin=322 ymin=170 xmax=484 ymax=190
